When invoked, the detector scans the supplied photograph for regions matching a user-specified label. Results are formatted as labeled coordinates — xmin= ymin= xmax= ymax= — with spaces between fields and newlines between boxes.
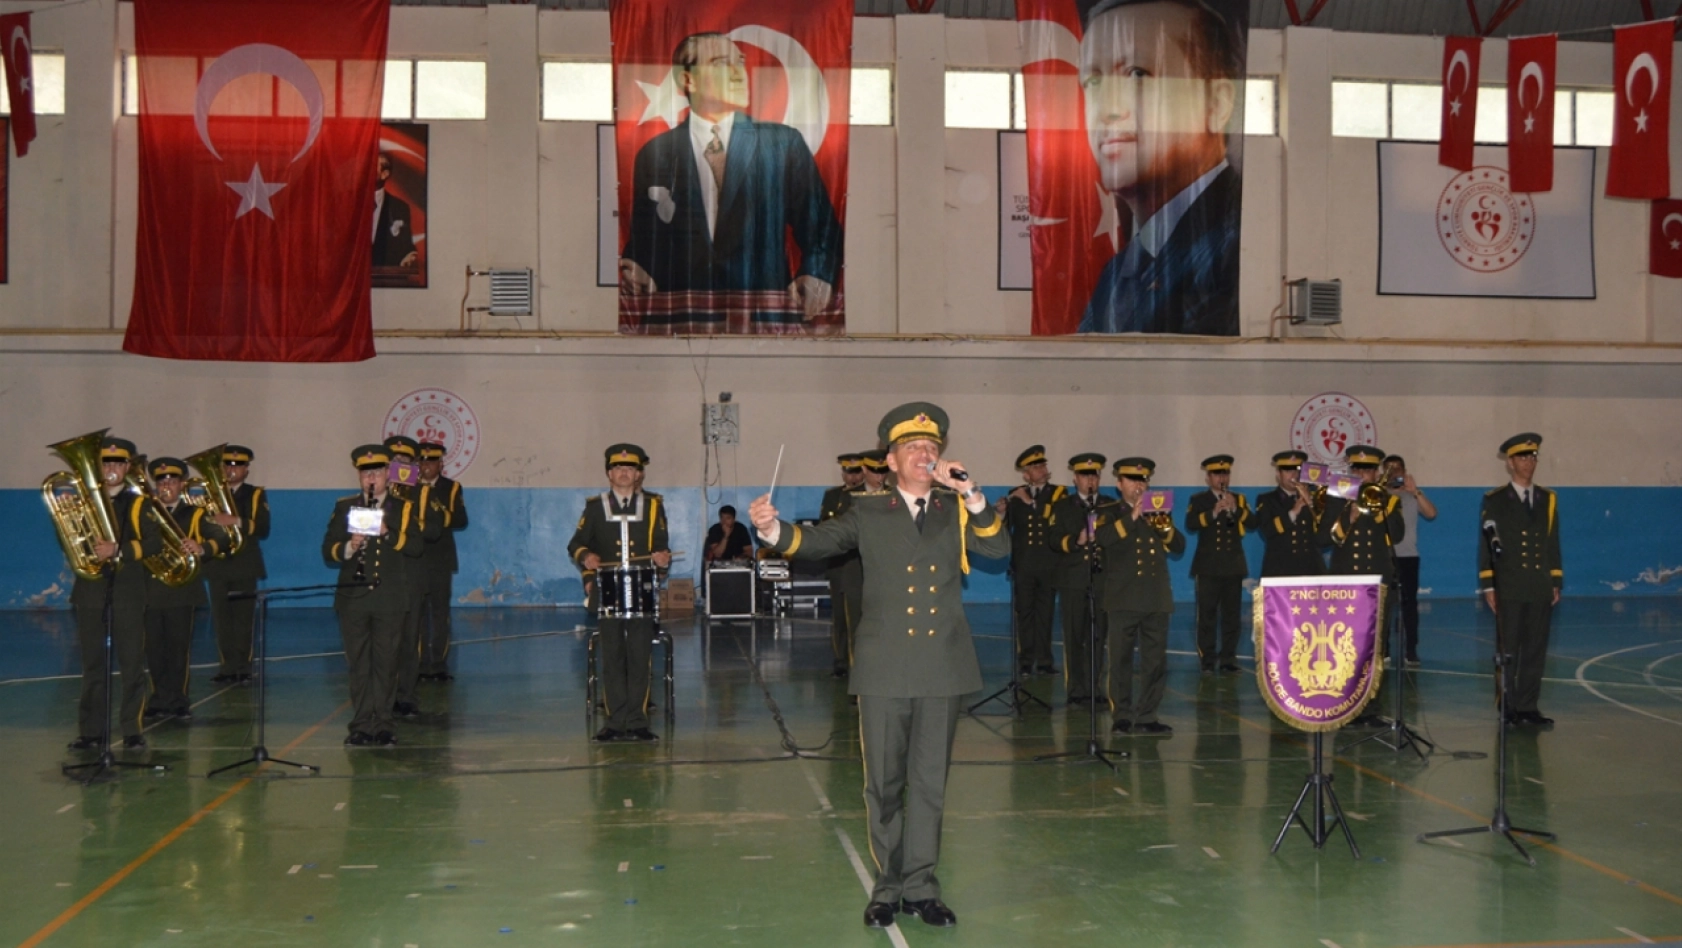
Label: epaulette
xmin=854 ymin=489 xmax=894 ymax=497
xmin=643 ymin=490 xmax=663 ymax=500
xmin=1485 ymin=486 xmax=1505 ymax=497
xmin=338 ymin=493 xmax=364 ymax=503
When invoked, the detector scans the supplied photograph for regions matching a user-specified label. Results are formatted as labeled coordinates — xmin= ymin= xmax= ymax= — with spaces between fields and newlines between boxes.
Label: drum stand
xmin=586 ymin=515 xmax=675 ymax=734
xmin=969 ymin=568 xmax=1050 ymax=716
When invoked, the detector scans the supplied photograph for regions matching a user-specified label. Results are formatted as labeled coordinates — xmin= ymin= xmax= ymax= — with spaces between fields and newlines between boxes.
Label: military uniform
xmin=416 ymin=442 xmax=468 ymax=680
xmin=821 ymin=454 xmax=866 ymax=676
xmin=385 ymin=437 xmax=445 ymax=715
xmin=569 ymin=444 xmax=670 ymax=740
xmin=1255 ymin=450 xmax=1325 ymax=578
xmin=141 ymin=458 xmax=230 ymax=719
xmin=1004 ymin=445 xmax=1064 ymax=675
xmin=203 ymin=444 xmax=270 ymax=682
xmin=67 ymin=438 xmax=162 ymax=746
xmin=760 ymin=403 xmax=1009 ymax=921
xmin=1092 ymin=458 xmax=1185 ymax=733
xmin=1479 ymin=433 xmax=1563 ymax=722
xmin=323 ymin=445 xmax=425 ymax=745
xmin=1047 ymin=453 xmax=1109 ymax=703
xmin=1319 ymin=446 xmax=1405 ymax=586
xmin=1184 ymin=455 xmax=1250 ymax=672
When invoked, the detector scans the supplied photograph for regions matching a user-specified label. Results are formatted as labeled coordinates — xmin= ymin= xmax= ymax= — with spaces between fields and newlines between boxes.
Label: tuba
xmin=123 ymin=455 xmax=201 ymax=587
xmin=41 ymin=429 xmax=122 ymax=581
xmin=183 ymin=444 xmax=244 ymax=557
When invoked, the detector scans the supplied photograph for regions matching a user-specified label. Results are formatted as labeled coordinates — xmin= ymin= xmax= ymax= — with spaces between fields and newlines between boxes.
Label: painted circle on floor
xmin=383 ymin=388 xmax=480 ymax=479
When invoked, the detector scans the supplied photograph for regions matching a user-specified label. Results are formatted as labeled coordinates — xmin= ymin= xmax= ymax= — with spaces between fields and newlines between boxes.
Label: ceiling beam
xmin=1283 ymin=0 xmax=1333 ymax=26
xmin=1482 ymin=0 xmax=1530 ymax=35
xmin=1464 ymin=0 xmax=1484 ymax=36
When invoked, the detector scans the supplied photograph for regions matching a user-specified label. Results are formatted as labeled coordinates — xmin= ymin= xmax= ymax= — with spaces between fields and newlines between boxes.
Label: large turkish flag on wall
xmin=124 ymin=0 xmax=389 ymax=362
xmin=1607 ymin=20 xmax=1672 ymax=200
xmin=1505 ymin=34 xmax=1555 ymax=193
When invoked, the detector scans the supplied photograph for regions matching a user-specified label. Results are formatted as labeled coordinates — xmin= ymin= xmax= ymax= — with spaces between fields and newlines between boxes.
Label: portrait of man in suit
xmin=1076 ymin=0 xmax=1244 ymax=336
xmin=618 ymin=32 xmax=843 ymax=323
xmin=373 ymin=151 xmax=418 ymax=270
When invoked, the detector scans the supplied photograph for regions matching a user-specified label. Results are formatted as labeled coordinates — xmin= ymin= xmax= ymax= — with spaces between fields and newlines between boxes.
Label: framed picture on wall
xmin=0 ymin=117 xmax=8 ymax=284
xmin=373 ymin=122 xmax=429 ymax=290
xmin=998 ymin=130 xmax=1031 ymax=291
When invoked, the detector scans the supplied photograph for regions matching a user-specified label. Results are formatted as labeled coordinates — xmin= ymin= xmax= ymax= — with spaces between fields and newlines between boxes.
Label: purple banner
xmin=1140 ymin=489 xmax=1174 ymax=514
xmin=1253 ymin=577 xmax=1384 ymax=731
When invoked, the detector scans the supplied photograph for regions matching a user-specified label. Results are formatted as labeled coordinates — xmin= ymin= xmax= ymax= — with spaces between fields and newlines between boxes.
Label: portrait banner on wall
xmin=374 ymin=122 xmax=428 ymax=289
xmin=1014 ymin=0 xmax=1248 ymax=336
xmin=1253 ymin=576 xmax=1384 ymax=733
xmin=609 ymin=0 xmax=850 ymax=335
xmin=1378 ymin=142 xmax=1595 ymax=299
xmin=597 ymin=123 xmax=619 ymax=287
xmin=998 ymin=131 xmax=1032 ymax=290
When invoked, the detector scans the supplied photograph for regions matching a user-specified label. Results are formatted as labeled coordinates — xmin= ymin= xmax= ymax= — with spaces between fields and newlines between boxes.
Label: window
xmin=414 ymin=61 xmax=485 ymax=120
xmin=542 ymin=62 xmax=611 ymax=122
xmin=1331 ymin=80 xmax=1389 ymax=138
xmin=1575 ymin=90 xmax=1614 ymax=146
xmin=1244 ymin=77 xmax=1277 ymax=136
xmin=0 ymin=53 xmax=66 ymax=115
xmin=1332 ymin=79 xmax=1618 ymax=147
xmin=383 ymin=60 xmax=413 ymax=120
xmin=946 ymin=70 xmax=1012 ymax=129
xmin=849 ymin=67 xmax=893 ymax=126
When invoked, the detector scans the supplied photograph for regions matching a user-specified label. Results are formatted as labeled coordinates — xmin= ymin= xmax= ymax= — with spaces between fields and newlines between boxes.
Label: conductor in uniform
xmin=821 ymin=453 xmax=866 ymax=677
xmin=749 ymin=402 xmax=1009 ymax=929
xmin=1254 ymin=450 xmax=1324 ymax=577
xmin=1478 ymin=433 xmax=1563 ymax=726
xmin=1002 ymin=445 xmax=1063 ymax=676
xmin=1048 ymin=453 xmax=1109 ymax=705
xmin=322 ymin=445 xmax=425 ymax=747
xmin=569 ymin=445 xmax=671 ymax=743
xmin=1184 ymin=454 xmax=1249 ymax=674
xmin=1090 ymin=458 xmax=1184 ymax=735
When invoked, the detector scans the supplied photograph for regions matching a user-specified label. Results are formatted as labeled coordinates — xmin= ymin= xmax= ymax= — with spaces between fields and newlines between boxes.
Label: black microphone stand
xmin=1036 ymin=542 xmax=1125 ymax=770
xmin=969 ymin=565 xmax=1051 ymax=716
xmin=1417 ymin=534 xmax=1554 ymax=865
xmin=207 ymin=582 xmax=362 ymax=777
xmin=64 ymin=562 xmax=168 ymax=785
xmin=1341 ymin=561 xmax=1432 ymax=758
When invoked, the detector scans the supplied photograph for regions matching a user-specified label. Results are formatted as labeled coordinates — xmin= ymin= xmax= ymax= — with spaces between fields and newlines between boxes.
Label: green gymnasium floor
xmin=2 ymin=600 xmax=1681 ymax=948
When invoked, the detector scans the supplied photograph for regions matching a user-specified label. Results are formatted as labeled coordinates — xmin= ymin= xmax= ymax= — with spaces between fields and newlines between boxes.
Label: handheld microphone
xmin=924 ymin=461 xmax=969 ymax=482
xmin=1482 ymin=518 xmax=1502 ymax=558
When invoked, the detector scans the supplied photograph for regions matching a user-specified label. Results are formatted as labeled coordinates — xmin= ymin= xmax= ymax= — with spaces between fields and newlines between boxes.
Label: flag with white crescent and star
xmin=124 ymin=0 xmax=389 ymax=362
xmin=1607 ymin=19 xmax=1672 ymax=201
xmin=1438 ymin=36 xmax=1480 ymax=172
xmin=0 ymin=13 xmax=35 ymax=158
xmin=1653 ymin=199 xmax=1682 ymax=280
xmin=610 ymin=0 xmax=850 ymax=335
xmin=1505 ymin=34 xmax=1555 ymax=194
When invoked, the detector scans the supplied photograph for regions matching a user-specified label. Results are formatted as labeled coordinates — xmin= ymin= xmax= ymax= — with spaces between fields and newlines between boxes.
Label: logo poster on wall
xmin=374 ymin=123 xmax=428 ymax=289
xmin=609 ymin=0 xmax=850 ymax=335
xmin=1014 ymin=0 xmax=1248 ymax=336
xmin=1290 ymin=393 xmax=1376 ymax=470
xmin=384 ymin=388 xmax=480 ymax=480
xmin=1378 ymin=142 xmax=1595 ymax=299
xmin=1254 ymin=576 xmax=1384 ymax=732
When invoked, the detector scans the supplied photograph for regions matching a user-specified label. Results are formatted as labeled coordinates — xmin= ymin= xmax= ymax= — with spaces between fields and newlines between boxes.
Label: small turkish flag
xmin=1506 ymin=35 xmax=1555 ymax=193
xmin=1608 ymin=20 xmax=1672 ymax=200
xmin=0 ymin=13 xmax=36 ymax=157
xmin=1439 ymin=37 xmax=1480 ymax=172
xmin=1654 ymin=199 xmax=1682 ymax=279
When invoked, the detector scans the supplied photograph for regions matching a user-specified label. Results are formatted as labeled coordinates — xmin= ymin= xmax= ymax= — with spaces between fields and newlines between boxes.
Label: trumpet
xmin=42 ymin=429 xmax=121 ymax=581
xmin=1143 ymin=510 xmax=1175 ymax=540
xmin=124 ymin=455 xmax=201 ymax=587
xmin=1357 ymin=482 xmax=1389 ymax=517
xmin=182 ymin=444 xmax=244 ymax=557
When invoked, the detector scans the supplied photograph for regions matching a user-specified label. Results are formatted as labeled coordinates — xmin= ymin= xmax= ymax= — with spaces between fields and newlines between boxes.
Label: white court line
xmin=1615 ymin=926 xmax=1655 ymax=943
xmin=834 ymin=828 xmax=910 ymax=948
xmin=1642 ymin=652 xmax=1682 ymax=704
xmin=1575 ymin=640 xmax=1682 ymax=727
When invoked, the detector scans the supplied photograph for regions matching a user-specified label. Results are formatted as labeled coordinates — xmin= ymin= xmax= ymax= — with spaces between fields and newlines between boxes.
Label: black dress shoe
xmin=1219 ymin=663 xmax=1242 ymax=673
xmin=1133 ymin=721 xmax=1173 ymax=735
xmin=143 ymin=707 xmax=169 ymax=721
xmin=1038 ymin=664 xmax=1060 ymax=676
xmin=434 ymin=671 xmax=455 ymax=682
xmin=393 ymin=701 xmax=420 ymax=718
xmin=593 ymin=727 xmax=623 ymax=743
xmin=374 ymin=731 xmax=399 ymax=747
xmin=174 ymin=708 xmax=194 ymax=722
xmin=863 ymin=901 xmax=898 ymax=928
xmin=236 ymin=674 xmax=254 ymax=687
xmin=1351 ymin=713 xmax=1385 ymax=728
xmin=832 ymin=664 xmax=849 ymax=679
xmin=627 ymin=728 xmax=659 ymax=742
xmin=1519 ymin=711 xmax=1555 ymax=726
xmin=900 ymin=898 xmax=957 ymax=927
xmin=122 ymin=735 xmax=147 ymax=750
xmin=67 ymin=736 xmax=104 ymax=751
xmin=1200 ymin=666 xmax=1215 ymax=676
xmin=211 ymin=673 xmax=235 ymax=684
xmin=344 ymin=732 xmax=375 ymax=747
xmin=1111 ymin=719 xmax=1132 ymax=734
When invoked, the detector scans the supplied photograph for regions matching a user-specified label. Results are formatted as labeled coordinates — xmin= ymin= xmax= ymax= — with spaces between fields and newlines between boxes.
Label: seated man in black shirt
xmin=705 ymin=505 xmax=755 ymax=563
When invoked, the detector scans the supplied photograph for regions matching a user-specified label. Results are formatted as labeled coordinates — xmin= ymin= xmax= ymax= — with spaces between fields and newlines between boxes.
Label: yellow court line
xmin=18 ymin=703 xmax=349 ymax=948
xmin=1169 ymin=686 xmax=1682 ymax=910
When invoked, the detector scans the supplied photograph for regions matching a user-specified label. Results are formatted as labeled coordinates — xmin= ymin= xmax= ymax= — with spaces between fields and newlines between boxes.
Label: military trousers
xmin=1061 ymin=584 xmax=1106 ymax=700
xmin=338 ymin=602 xmax=403 ymax=738
xmin=394 ymin=583 xmax=425 ymax=706
xmin=75 ymin=588 xmax=149 ymax=740
xmin=857 ymin=694 xmax=962 ymax=904
xmin=1496 ymin=598 xmax=1553 ymax=715
xmin=144 ymin=605 xmax=196 ymax=713
xmin=1105 ymin=609 xmax=1171 ymax=725
xmin=419 ymin=568 xmax=455 ymax=676
xmin=1194 ymin=575 xmax=1244 ymax=669
xmin=828 ymin=567 xmax=862 ymax=670
xmin=598 ymin=617 xmax=656 ymax=732
xmin=208 ymin=576 xmax=257 ymax=677
xmin=1013 ymin=561 xmax=1058 ymax=670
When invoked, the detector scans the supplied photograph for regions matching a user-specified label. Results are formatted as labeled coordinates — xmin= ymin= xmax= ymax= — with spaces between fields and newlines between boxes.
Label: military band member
xmin=1185 ymin=454 xmax=1249 ymax=674
xmin=205 ymin=444 xmax=270 ymax=685
xmin=860 ymin=449 xmax=888 ymax=492
xmin=384 ymin=436 xmax=446 ymax=716
xmin=1479 ymin=433 xmax=1563 ymax=726
xmin=67 ymin=437 xmax=162 ymax=751
xmin=1002 ymin=445 xmax=1064 ymax=676
xmin=749 ymin=403 xmax=1009 ymax=929
xmin=1048 ymin=453 xmax=1110 ymax=705
xmin=142 ymin=458 xmax=228 ymax=723
xmin=1319 ymin=445 xmax=1405 ymax=586
xmin=569 ymin=444 xmax=671 ymax=743
xmin=1254 ymin=450 xmax=1324 ymax=577
xmin=323 ymin=445 xmax=424 ymax=747
xmin=416 ymin=441 xmax=468 ymax=681
xmin=1092 ymin=458 xmax=1184 ymax=735
xmin=821 ymin=454 xmax=867 ymax=678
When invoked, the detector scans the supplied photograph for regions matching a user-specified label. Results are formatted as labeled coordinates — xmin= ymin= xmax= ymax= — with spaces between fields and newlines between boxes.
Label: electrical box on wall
xmin=702 ymin=403 xmax=739 ymax=445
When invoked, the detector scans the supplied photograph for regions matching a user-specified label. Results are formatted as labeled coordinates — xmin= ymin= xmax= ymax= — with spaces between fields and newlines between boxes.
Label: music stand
xmin=1340 ymin=581 xmax=1433 ymax=759
xmin=1035 ymin=555 xmax=1125 ymax=770
xmin=969 ymin=567 xmax=1051 ymax=716
xmin=208 ymin=584 xmax=344 ymax=777
xmin=64 ymin=565 xmax=168 ymax=785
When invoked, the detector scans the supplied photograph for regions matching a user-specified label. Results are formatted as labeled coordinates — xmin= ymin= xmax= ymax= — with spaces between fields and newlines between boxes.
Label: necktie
xmin=914 ymin=497 xmax=926 ymax=533
xmin=1525 ymin=489 xmax=1533 ymax=510
xmin=704 ymin=125 xmax=727 ymax=192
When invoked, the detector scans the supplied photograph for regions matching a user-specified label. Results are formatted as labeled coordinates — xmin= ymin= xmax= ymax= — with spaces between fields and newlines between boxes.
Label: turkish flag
xmin=1654 ymin=199 xmax=1682 ymax=279
xmin=1439 ymin=36 xmax=1481 ymax=172
xmin=1608 ymin=20 xmax=1672 ymax=200
xmin=1015 ymin=0 xmax=1115 ymax=335
xmin=0 ymin=14 xmax=36 ymax=157
xmin=124 ymin=0 xmax=389 ymax=362
xmin=1506 ymin=35 xmax=1555 ymax=193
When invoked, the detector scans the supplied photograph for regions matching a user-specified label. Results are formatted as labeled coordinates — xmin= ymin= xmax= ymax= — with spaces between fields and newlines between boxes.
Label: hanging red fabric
xmin=1607 ymin=19 xmax=1672 ymax=200
xmin=1505 ymin=34 xmax=1555 ymax=193
xmin=0 ymin=14 xmax=36 ymax=157
xmin=1438 ymin=36 xmax=1480 ymax=172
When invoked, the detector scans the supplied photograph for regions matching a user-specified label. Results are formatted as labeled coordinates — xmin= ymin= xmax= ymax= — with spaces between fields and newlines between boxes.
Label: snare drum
xmin=597 ymin=564 xmax=659 ymax=619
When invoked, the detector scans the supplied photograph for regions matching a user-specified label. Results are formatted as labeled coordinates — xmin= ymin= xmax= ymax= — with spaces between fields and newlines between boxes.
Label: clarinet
xmin=352 ymin=487 xmax=373 ymax=584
